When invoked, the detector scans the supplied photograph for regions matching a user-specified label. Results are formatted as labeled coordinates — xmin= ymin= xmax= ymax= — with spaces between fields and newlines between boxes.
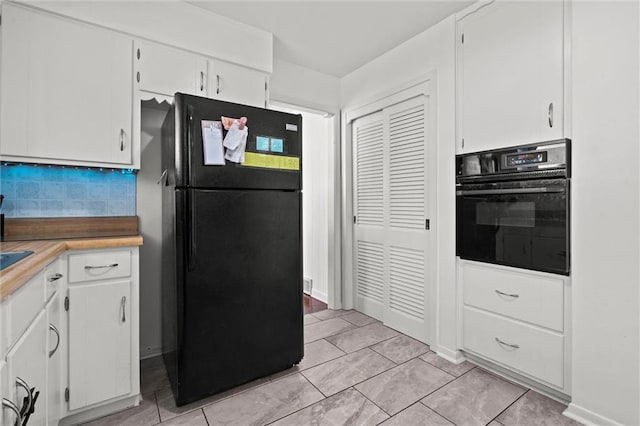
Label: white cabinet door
xmin=1 ymin=361 xmax=20 ymax=426
xmin=0 ymin=4 xmax=133 ymax=166
xmin=208 ymin=60 xmax=267 ymax=108
xmin=6 ymin=310 xmax=48 ymax=426
xmin=457 ymin=1 xmax=564 ymax=153
xmin=67 ymin=280 xmax=131 ymax=410
xmin=135 ymin=40 xmax=207 ymax=97
xmin=46 ymin=292 xmax=63 ymax=426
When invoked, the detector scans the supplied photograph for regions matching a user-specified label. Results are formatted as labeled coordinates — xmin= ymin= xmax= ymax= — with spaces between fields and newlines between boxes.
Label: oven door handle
xmin=456 ymin=186 xmax=565 ymax=196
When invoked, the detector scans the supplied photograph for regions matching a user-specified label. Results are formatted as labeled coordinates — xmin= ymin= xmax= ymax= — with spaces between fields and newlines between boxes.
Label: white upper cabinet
xmin=0 ymin=4 xmax=134 ymax=167
xmin=135 ymin=40 xmax=207 ymax=98
xmin=457 ymin=0 xmax=564 ymax=153
xmin=208 ymin=60 xmax=268 ymax=108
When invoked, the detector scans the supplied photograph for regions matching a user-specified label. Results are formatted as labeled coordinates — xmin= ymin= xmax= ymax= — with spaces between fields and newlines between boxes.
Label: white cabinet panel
xmin=6 ymin=310 xmax=48 ymax=426
xmin=47 ymin=292 xmax=63 ymax=426
xmin=68 ymin=250 xmax=132 ymax=283
xmin=463 ymin=306 xmax=564 ymax=388
xmin=0 ymin=4 xmax=134 ymax=166
xmin=208 ymin=60 xmax=267 ymax=108
xmin=68 ymin=280 xmax=131 ymax=410
xmin=135 ymin=40 xmax=207 ymax=97
xmin=3 ymin=270 xmax=45 ymax=356
xmin=457 ymin=1 xmax=564 ymax=153
xmin=461 ymin=261 xmax=564 ymax=332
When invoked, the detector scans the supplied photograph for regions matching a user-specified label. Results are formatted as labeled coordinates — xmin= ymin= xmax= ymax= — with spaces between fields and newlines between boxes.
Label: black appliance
xmin=456 ymin=139 xmax=570 ymax=275
xmin=161 ymin=93 xmax=303 ymax=406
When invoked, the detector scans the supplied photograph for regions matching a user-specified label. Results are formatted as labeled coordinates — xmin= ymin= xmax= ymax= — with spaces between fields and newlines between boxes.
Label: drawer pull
xmin=495 ymin=337 xmax=520 ymax=349
xmin=49 ymin=324 xmax=61 ymax=357
xmin=84 ymin=263 xmax=119 ymax=270
xmin=495 ymin=289 xmax=519 ymax=298
xmin=2 ymin=398 xmax=22 ymax=426
xmin=16 ymin=377 xmax=33 ymax=415
xmin=47 ymin=273 xmax=64 ymax=282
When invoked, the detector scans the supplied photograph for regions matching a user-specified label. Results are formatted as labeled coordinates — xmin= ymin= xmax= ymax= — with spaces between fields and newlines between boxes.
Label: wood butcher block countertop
xmin=0 ymin=235 xmax=143 ymax=300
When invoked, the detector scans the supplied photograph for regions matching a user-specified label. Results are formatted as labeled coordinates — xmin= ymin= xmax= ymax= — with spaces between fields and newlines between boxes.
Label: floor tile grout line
xmin=419 ymin=352 xmax=478 ymax=378
xmin=417 ymin=400 xmax=460 ymax=426
xmin=352 ymin=386 xmax=393 ymax=418
xmin=486 ymin=388 xmax=529 ymax=425
xmin=261 ymin=373 xmax=329 ymax=425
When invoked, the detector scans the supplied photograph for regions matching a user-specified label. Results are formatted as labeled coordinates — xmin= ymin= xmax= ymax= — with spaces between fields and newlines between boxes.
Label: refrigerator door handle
xmin=187 ymin=192 xmax=197 ymax=271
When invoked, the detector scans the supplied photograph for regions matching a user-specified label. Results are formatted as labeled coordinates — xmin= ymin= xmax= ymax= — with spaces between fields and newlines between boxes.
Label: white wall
xmin=565 ymin=2 xmax=640 ymax=425
xmin=270 ymin=59 xmax=341 ymax=114
xmin=302 ymin=112 xmax=331 ymax=302
xmin=340 ymin=16 xmax=459 ymax=358
xmin=136 ymin=103 xmax=168 ymax=359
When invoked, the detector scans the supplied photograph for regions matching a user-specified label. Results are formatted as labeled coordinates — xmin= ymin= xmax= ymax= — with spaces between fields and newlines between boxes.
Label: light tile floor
xmin=83 ymin=309 xmax=581 ymax=426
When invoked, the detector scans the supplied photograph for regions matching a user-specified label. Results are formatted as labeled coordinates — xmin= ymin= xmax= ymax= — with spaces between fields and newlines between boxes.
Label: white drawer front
xmin=461 ymin=262 xmax=564 ymax=331
xmin=68 ymin=250 xmax=132 ymax=283
xmin=463 ymin=306 xmax=564 ymax=388
xmin=5 ymin=270 xmax=46 ymax=354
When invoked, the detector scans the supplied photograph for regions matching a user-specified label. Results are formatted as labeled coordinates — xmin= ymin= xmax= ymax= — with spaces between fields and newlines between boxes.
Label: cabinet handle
xmin=137 ymin=48 xmax=141 ymax=60
xmin=15 ymin=377 xmax=33 ymax=416
xmin=120 ymin=128 xmax=126 ymax=151
xmin=49 ymin=324 xmax=61 ymax=358
xmin=121 ymin=296 xmax=127 ymax=323
xmin=216 ymin=74 xmax=220 ymax=95
xmin=200 ymin=71 xmax=204 ymax=92
xmin=495 ymin=337 xmax=520 ymax=349
xmin=157 ymin=169 xmax=168 ymax=185
xmin=47 ymin=273 xmax=63 ymax=282
xmin=84 ymin=263 xmax=118 ymax=270
xmin=495 ymin=289 xmax=519 ymax=298
xmin=548 ymin=102 xmax=554 ymax=128
xmin=2 ymin=398 xmax=22 ymax=426
xmin=136 ymin=71 xmax=141 ymax=83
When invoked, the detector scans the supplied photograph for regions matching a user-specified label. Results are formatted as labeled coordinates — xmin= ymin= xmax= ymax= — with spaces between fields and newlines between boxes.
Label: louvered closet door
xmin=352 ymin=111 xmax=387 ymax=319
xmin=383 ymin=96 xmax=430 ymax=342
xmin=352 ymin=95 xmax=432 ymax=343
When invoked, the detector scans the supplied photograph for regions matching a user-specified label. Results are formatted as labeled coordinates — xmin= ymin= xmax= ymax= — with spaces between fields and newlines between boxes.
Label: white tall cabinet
xmin=0 ymin=4 xmax=134 ymax=167
xmin=456 ymin=0 xmax=564 ymax=153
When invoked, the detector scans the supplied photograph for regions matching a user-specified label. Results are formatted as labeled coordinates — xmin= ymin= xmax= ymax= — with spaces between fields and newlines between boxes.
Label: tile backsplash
xmin=0 ymin=163 xmax=136 ymax=218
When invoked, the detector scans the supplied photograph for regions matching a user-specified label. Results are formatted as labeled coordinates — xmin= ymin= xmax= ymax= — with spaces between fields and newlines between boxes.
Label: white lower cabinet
xmin=67 ymin=280 xmax=132 ymax=410
xmin=6 ymin=310 xmax=48 ymax=425
xmin=63 ymin=247 xmax=140 ymax=424
xmin=459 ymin=260 xmax=571 ymax=394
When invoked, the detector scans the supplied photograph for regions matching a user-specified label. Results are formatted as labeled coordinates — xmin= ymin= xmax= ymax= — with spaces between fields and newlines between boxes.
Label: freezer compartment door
xmin=172 ymin=93 xmax=302 ymax=190
xmin=176 ymin=189 xmax=303 ymax=404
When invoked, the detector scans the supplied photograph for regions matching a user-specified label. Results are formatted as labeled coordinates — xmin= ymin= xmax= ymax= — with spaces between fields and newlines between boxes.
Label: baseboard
xmin=60 ymin=394 xmax=141 ymax=426
xmin=311 ymin=288 xmax=328 ymax=303
xmin=433 ymin=346 xmax=466 ymax=364
xmin=563 ymin=402 xmax=622 ymax=426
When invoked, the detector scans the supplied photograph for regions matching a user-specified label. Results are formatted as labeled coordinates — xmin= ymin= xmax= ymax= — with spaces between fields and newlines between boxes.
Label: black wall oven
xmin=456 ymin=140 xmax=570 ymax=275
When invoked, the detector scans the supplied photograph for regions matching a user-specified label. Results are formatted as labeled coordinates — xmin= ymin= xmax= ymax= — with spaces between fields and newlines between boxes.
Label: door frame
xmin=341 ymin=72 xmax=437 ymax=343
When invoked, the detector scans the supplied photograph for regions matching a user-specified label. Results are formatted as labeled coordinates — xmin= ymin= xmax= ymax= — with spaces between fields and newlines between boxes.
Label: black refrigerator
xmin=160 ymin=93 xmax=303 ymax=406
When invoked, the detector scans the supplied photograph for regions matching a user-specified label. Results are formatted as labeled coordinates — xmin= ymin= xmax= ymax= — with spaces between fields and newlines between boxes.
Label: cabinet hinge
xmin=353 ymin=215 xmax=357 ymax=224
xmin=64 ymin=296 xmax=69 ymax=311
xmin=65 ymin=388 xmax=69 ymax=402
xmin=425 ymin=219 xmax=430 ymax=230
xmin=461 ymin=33 xmax=464 ymax=44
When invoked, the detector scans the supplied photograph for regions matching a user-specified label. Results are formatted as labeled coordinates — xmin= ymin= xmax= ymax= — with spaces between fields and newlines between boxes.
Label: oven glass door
xmin=456 ymin=178 xmax=569 ymax=275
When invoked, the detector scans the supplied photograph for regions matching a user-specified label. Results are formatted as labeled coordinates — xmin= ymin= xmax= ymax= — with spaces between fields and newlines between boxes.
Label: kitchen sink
xmin=0 ymin=250 xmax=34 ymax=271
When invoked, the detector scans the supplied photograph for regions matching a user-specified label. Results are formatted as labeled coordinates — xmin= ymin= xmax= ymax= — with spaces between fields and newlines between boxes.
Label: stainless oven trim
xmin=456 ymin=186 xmax=565 ymax=196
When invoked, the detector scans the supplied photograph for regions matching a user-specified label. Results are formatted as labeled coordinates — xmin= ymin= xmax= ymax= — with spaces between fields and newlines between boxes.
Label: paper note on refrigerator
xmin=201 ymin=120 xmax=225 ymax=165
xmin=223 ymin=120 xmax=249 ymax=164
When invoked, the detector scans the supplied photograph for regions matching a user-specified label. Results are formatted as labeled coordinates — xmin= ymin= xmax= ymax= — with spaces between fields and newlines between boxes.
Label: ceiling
xmin=188 ymin=1 xmax=472 ymax=78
